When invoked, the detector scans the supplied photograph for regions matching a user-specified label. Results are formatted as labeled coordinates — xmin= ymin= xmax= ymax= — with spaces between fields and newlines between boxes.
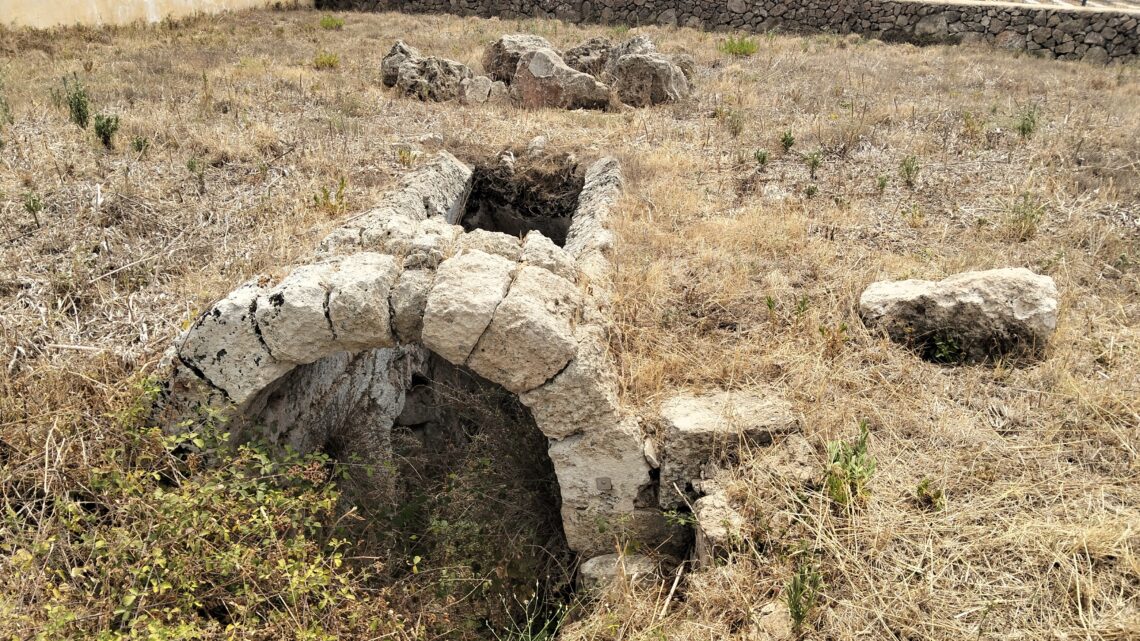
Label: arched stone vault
xmin=157 ymin=152 xmax=672 ymax=556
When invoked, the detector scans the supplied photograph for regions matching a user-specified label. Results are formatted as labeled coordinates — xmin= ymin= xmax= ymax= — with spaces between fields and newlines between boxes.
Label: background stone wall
xmin=317 ymin=0 xmax=1139 ymax=62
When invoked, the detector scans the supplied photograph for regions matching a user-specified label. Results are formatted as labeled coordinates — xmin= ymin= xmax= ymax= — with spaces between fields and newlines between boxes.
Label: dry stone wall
xmin=317 ymin=0 xmax=1140 ymax=62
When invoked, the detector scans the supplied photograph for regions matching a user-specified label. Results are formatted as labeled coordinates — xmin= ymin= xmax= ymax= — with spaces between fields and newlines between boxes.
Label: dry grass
xmin=1 ymin=6 xmax=1138 ymax=640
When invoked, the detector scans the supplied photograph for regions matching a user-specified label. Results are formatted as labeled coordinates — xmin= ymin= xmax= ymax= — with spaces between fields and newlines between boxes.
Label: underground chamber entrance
xmin=459 ymin=152 xmax=584 ymax=246
xmin=302 ymin=350 xmax=574 ymax=632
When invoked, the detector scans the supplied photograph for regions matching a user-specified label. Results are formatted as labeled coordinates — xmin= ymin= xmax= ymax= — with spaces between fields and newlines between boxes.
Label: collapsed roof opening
xmin=460 ymin=152 xmax=584 ymax=247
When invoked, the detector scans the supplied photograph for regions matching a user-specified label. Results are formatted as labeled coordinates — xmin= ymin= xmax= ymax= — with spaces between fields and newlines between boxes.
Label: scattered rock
xmin=670 ymin=53 xmax=696 ymax=83
xmin=752 ymin=601 xmax=794 ymax=640
xmin=563 ymin=36 xmax=613 ymax=76
xmin=759 ymin=434 xmax=817 ymax=487
xmin=859 ymin=267 xmax=1059 ymax=362
xmin=510 ymin=48 xmax=612 ymax=110
xmin=381 ymin=40 xmax=422 ymax=87
xmin=604 ymin=35 xmax=658 ymax=76
xmin=578 ymin=553 xmax=659 ymax=591
xmin=458 ymin=75 xmax=508 ymax=105
xmin=395 ymin=56 xmax=474 ymax=102
xmin=609 ymin=53 xmax=690 ymax=107
xmin=482 ymin=33 xmax=554 ymax=83
xmin=657 ymin=391 xmax=799 ymax=510
xmin=694 ymin=491 xmax=745 ymax=567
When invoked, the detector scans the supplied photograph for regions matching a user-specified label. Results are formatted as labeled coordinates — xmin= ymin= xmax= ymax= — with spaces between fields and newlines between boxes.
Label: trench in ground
xmin=459 ymin=152 xmax=584 ymax=246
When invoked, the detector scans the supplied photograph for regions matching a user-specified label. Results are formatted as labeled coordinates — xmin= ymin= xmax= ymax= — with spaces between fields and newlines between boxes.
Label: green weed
xmin=720 ymin=35 xmax=758 ymax=57
xmin=780 ymin=130 xmax=795 ymax=153
xmin=785 ymin=558 xmax=822 ymax=632
xmin=899 ymin=155 xmax=920 ymax=188
xmin=93 ymin=113 xmax=119 ymax=148
xmin=314 ymin=51 xmax=340 ymax=70
xmin=824 ymin=420 xmax=876 ymax=507
xmin=319 ymin=15 xmax=345 ymax=30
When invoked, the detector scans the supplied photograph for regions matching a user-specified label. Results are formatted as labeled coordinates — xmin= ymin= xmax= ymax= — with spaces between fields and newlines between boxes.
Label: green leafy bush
xmin=93 ymin=113 xmax=119 ymax=148
xmin=314 ymin=51 xmax=340 ymax=70
xmin=824 ymin=420 xmax=876 ymax=507
xmin=60 ymin=74 xmax=90 ymax=128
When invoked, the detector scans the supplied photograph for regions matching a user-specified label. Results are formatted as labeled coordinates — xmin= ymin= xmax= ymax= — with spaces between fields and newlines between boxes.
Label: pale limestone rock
xmin=456 ymin=228 xmax=523 ymax=261
xmin=175 ymin=280 xmax=292 ymax=406
xmin=859 ymin=267 xmax=1058 ymax=361
xmin=603 ymin=35 xmax=658 ymax=76
xmin=550 ymin=417 xmax=653 ymax=555
xmin=520 ymin=324 xmax=620 ymax=439
xmin=760 ymin=433 xmax=818 ymax=486
xmin=511 ymin=48 xmax=611 ymax=110
xmin=563 ymin=36 xmax=613 ymax=76
xmin=319 ymin=152 xmax=472 ymax=256
xmin=522 ymin=230 xmax=577 ymax=282
xmin=421 ymin=250 xmax=516 ymax=365
xmin=694 ymin=491 xmax=745 ymax=566
xmin=752 ymin=601 xmax=794 ymax=640
xmin=326 ymin=253 xmax=401 ymax=351
xmin=467 ymin=266 xmax=579 ymax=394
xmin=402 ymin=217 xmax=462 ymax=269
xmin=390 ymin=268 xmax=436 ymax=343
xmin=458 ymin=75 xmax=493 ymax=105
xmin=610 ymin=53 xmax=690 ymax=107
xmin=482 ymin=34 xmax=554 ymax=83
xmin=658 ymin=391 xmax=799 ymax=510
xmin=381 ymin=40 xmax=422 ymax=87
xmin=578 ymin=553 xmax=658 ymax=591
xmin=394 ymin=56 xmax=473 ymax=102
xmin=254 ymin=262 xmax=337 ymax=365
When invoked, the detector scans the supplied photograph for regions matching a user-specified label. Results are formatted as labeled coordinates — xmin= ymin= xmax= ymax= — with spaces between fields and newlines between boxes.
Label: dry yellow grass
xmin=1 ymin=6 xmax=1138 ymax=640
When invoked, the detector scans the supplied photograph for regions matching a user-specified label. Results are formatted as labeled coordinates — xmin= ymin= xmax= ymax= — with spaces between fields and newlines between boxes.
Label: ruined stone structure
xmin=157 ymin=151 xmax=671 ymax=556
xmin=318 ymin=0 xmax=1140 ymax=63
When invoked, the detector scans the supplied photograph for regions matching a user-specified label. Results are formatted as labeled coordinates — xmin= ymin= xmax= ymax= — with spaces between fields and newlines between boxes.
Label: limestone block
xmin=610 ymin=53 xmax=690 ymax=107
xmin=421 ymin=250 xmax=516 ymax=365
xmin=578 ymin=554 xmax=658 ymax=591
xmin=511 ymin=48 xmax=612 ymax=110
xmin=550 ymin=417 xmax=653 ymax=555
xmin=326 ymin=253 xmax=401 ymax=351
xmin=694 ymin=491 xmax=745 ymax=566
xmin=175 ymin=280 xmax=293 ymax=406
xmin=859 ymin=267 xmax=1058 ymax=362
xmin=390 ymin=268 xmax=436 ymax=343
xmin=482 ymin=34 xmax=555 ymax=83
xmin=520 ymin=324 xmax=620 ymax=439
xmin=255 ymin=262 xmax=338 ymax=365
xmin=657 ymin=391 xmax=799 ymax=510
xmin=522 ymin=230 xmax=577 ymax=282
xmin=467 ymin=266 xmax=580 ymax=393
xmin=456 ymin=228 xmax=523 ymax=261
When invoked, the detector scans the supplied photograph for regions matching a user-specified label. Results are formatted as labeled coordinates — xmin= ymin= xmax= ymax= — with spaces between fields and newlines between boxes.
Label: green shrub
xmin=314 ymin=51 xmax=340 ymax=70
xmin=876 ymin=174 xmax=888 ymax=194
xmin=915 ymin=478 xmax=946 ymax=511
xmin=93 ymin=113 xmax=119 ymax=148
xmin=319 ymin=15 xmax=345 ymax=30
xmin=780 ymin=130 xmax=795 ymax=153
xmin=60 ymin=74 xmax=90 ymax=128
xmin=805 ymin=150 xmax=822 ymax=179
xmin=754 ymin=149 xmax=769 ymax=168
xmin=899 ymin=155 xmax=920 ymax=188
xmin=1002 ymin=192 xmax=1044 ymax=241
xmin=1016 ymin=104 xmax=1040 ymax=138
xmin=720 ymin=35 xmax=758 ymax=57
xmin=824 ymin=419 xmax=876 ymax=507
xmin=804 ymin=184 xmax=819 ymax=198
xmin=131 ymin=135 xmax=149 ymax=154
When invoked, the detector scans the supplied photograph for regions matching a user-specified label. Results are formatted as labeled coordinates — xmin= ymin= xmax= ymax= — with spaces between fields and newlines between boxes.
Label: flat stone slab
xmin=859 ymin=267 xmax=1058 ymax=362
xmin=578 ymin=553 xmax=658 ymax=591
xmin=657 ymin=391 xmax=799 ymax=510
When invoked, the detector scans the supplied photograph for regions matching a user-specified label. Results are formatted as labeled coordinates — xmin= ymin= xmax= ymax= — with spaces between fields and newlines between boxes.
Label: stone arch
xmin=157 ymin=152 xmax=670 ymax=556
